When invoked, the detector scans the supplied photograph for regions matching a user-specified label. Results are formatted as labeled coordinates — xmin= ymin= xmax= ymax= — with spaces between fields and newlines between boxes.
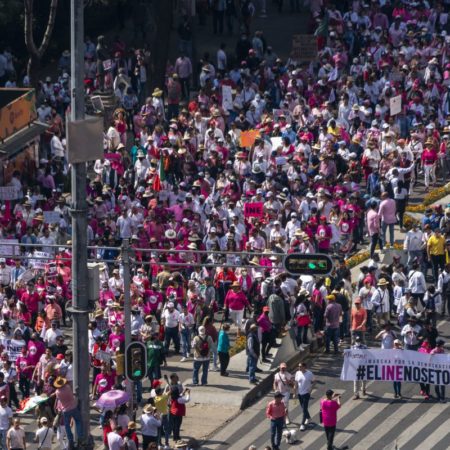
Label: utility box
xmin=87 ymin=262 xmax=100 ymax=301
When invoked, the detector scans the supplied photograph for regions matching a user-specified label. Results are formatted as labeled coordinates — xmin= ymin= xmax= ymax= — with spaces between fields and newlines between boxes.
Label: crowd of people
xmin=1 ymin=0 xmax=450 ymax=449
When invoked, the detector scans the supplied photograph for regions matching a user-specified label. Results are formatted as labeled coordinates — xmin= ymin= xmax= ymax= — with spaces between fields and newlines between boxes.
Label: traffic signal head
xmin=283 ymin=253 xmax=333 ymax=276
xmin=125 ymin=342 xmax=147 ymax=382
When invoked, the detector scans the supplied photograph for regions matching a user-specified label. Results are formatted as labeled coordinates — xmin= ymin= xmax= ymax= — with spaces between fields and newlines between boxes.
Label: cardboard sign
xmin=222 ymin=85 xmax=233 ymax=110
xmin=244 ymin=202 xmax=264 ymax=218
xmin=1 ymin=338 xmax=26 ymax=361
xmin=29 ymin=251 xmax=52 ymax=270
xmin=240 ymin=130 xmax=260 ymax=148
xmin=0 ymin=186 xmax=21 ymax=201
xmin=291 ymin=34 xmax=318 ymax=62
xmin=43 ymin=211 xmax=61 ymax=224
xmin=390 ymin=95 xmax=402 ymax=116
xmin=96 ymin=349 xmax=112 ymax=362
xmin=0 ymin=239 xmax=19 ymax=257
xmin=18 ymin=269 xmax=35 ymax=284
xmin=270 ymin=137 xmax=283 ymax=150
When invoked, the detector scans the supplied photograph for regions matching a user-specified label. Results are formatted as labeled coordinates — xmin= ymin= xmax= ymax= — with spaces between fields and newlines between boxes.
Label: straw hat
xmin=143 ymin=404 xmax=155 ymax=414
xmin=165 ymin=229 xmax=177 ymax=240
xmin=152 ymin=88 xmax=163 ymax=97
xmin=231 ymin=281 xmax=241 ymax=288
xmin=53 ymin=377 xmax=67 ymax=389
xmin=377 ymin=278 xmax=389 ymax=286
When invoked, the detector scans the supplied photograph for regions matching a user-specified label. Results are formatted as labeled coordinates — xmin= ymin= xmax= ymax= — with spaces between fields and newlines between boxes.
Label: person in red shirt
xmin=421 ymin=141 xmax=438 ymax=188
xmin=20 ymin=281 xmax=40 ymax=325
xmin=224 ymin=282 xmax=251 ymax=334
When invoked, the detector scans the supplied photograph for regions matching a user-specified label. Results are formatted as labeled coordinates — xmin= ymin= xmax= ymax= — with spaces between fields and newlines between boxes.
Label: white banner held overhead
xmin=0 ymin=186 xmax=21 ymax=201
xmin=389 ymin=95 xmax=402 ymax=116
xmin=341 ymin=348 xmax=450 ymax=386
xmin=222 ymin=85 xmax=233 ymax=111
xmin=0 ymin=239 xmax=19 ymax=257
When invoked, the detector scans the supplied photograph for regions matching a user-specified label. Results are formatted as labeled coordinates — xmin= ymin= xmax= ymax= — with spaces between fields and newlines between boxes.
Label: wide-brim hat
xmin=231 ymin=281 xmax=241 ymax=288
xmin=165 ymin=229 xmax=177 ymax=240
xmin=152 ymin=88 xmax=163 ymax=97
xmin=53 ymin=376 xmax=67 ymax=389
xmin=377 ymin=278 xmax=389 ymax=286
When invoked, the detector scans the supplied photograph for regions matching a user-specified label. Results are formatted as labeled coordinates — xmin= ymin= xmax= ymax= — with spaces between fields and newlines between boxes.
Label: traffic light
xmin=283 ymin=253 xmax=333 ymax=276
xmin=125 ymin=342 xmax=147 ymax=382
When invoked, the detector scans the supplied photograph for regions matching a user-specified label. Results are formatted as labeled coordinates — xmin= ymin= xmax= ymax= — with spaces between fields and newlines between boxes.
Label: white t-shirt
xmin=273 ymin=371 xmax=293 ymax=394
xmin=35 ymin=426 xmax=54 ymax=447
xmin=295 ymin=370 xmax=315 ymax=395
xmin=107 ymin=431 xmax=124 ymax=450
xmin=7 ymin=427 xmax=25 ymax=449
xmin=0 ymin=405 xmax=12 ymax=430
xmin=163 ymin=309 xmax=180 ymax=328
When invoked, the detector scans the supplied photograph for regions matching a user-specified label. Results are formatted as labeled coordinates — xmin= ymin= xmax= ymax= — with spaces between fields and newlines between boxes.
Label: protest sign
xmin=222 ymin=85 xmax=233 ymax=110
xmin=29 ymin=251 xmax=52 ymax=270
xmin=44 ymin=211 xmax=62 ymax=224
xmin=0 ymin=239 xmax=19 ymax=257
xmin=0 ymin=186 xmax=21 ymax=201
xmin=240 ymin=130 xmax=260 ymax=148
xmin=244 ymin=202 xmax=264 ymax=218
xmin=270 ymin=137 xmax=283 ymax=149
xmin=291 ymin=34 xmax=318 ymax=62
xmin=1 ymin=338 xmax=26 ymax=361
xmin=341 ymin=348 xmax=450 ymax=386
xmin=390 ymin=95 xmax=402 ymax=116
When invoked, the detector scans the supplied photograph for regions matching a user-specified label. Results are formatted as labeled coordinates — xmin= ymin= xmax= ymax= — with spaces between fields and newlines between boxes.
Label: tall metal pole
xmin=122 ymin=239 xmax=134 ymax=413
xmin=70 ymin=0 xmax=91 ymax=448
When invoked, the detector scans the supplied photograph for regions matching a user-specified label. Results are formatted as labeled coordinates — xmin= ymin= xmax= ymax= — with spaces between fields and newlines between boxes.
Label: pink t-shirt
xmin=56 ymin=384 xmax=78 ymax=412
xmin=320 ymin=399 xmax=340 ymax=427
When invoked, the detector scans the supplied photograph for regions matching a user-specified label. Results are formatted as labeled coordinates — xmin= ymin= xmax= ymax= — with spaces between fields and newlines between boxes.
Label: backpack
xmin=199 ymin=337 xmax=209 ymax=357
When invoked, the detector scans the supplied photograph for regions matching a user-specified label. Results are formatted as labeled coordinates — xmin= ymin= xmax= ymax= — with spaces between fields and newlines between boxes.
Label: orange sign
xmin=0 ymin=89 xmax=37 ymax=141
xmin=240 ymin=129 xmax=260 ymax=148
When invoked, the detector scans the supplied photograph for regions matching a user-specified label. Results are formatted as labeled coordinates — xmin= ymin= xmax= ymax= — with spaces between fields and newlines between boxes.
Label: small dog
xmin=282 ymin=428 xmax=297 ymax=444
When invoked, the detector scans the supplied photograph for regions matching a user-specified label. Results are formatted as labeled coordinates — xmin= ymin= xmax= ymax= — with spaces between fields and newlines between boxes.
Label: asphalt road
xmin=205 ymin=316 xmax=450 ymax=450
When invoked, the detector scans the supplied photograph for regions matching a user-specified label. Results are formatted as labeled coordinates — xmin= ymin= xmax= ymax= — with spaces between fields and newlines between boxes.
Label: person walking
xmin=366 ymin=201 xmax=382 ymax=258
xmin=350 ymin=297 xmax=367 ymax=344
xmin=431 ymin=339 xmax=446 ymax=403
xmin=265 ymin=391 xmax=287 ymax=450
xmin=6 ymin=418 xmax=25 ymax=450
xmin=191 ymin=326 xmax=214 ymax=386
xmin=324 ymin=294 xmax=342 ymax=354
xmin=352 ymin=336 xmax=368 ymax=399
xmin=392 ymin=339 xmax=403 ymax=398
xmin=34 ymin=417 xmax=53 ymax=450
xmin=217 ymin=323 xmax=231 ymax=377
xmin=273 ymin=363 xmax=294 ymax=425
xmin=0 ymin=396 xmax=12 ymax=450
xmin=378 ymin=192 xmax=396 ymax=248
xmin=320 ymin=389 xmax=341 ymax=450
xmin=295 ymin=362 xmax=315 ymax=432
xmin=246 ymin=324 xmax=260 ymax=384
xmin=427 ymin=228 xmax=446 ymax=283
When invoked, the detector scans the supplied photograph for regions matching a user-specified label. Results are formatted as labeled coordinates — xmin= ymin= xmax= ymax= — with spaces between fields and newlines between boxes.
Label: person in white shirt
xmin=216 ymin=43 xmax=227 ymax=73
xmin=44 ymin=321 xmax=63 ymax=347
xmin=407 ymin=261 xmax=427 ymax=307
xmin=107 ymin=424 xmax=125 ymax=450
xmin=108 ymin=269 xmax=124 ymax=297
xmin=403 ymin=223 xmax=424 ymax=269
xmin=162 ymin=302 xmax=181 ymax=354
xmin=179 ymin=305 xmax=195 ymax=362
xmin=273 ymin=363 xmax=294 ymax=424
xmin=116 ymin=210 xmax=133 ymax=239
xmin=34 ymin=417 xmax=54 ymax=450
xmin=295 ymin=362 xmax=315 ymax=431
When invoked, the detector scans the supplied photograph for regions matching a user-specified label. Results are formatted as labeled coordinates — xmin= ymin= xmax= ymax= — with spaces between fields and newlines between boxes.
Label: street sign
xmin=283 ymin=253 xmax=333 ymax=276
xmin=125 ymin=341 xmax=147 ymax=382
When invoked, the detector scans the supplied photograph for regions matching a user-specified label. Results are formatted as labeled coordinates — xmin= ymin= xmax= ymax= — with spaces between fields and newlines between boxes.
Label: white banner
xmin=0 ymin=239 xmax=19 ymax=257
xmin=0 ymin=186 xmax=22 ymax=201
xmin=390 ymin=95 xmax=402 ymax=116
xmin=43 ymin=211 xmax=61 ymax=224
xmin=222 ymin=85 xmax=233 ymax=111
xmin=341 ymin=349 xmax=450 ymax=386
xmin=0 ymin=338 xmax=26 ymax=361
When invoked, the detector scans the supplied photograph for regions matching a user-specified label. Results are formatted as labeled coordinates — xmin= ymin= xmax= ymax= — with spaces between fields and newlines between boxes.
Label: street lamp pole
xmin=70 ymin=0 xmax=91 ymax=447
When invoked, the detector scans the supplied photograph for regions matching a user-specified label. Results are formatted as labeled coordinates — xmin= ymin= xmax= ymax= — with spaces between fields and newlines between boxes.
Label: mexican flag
xmin=152 ymin=156 xmax=166 ymax=192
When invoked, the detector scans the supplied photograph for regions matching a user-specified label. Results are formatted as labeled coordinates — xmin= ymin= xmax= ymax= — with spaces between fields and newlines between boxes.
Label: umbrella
xmin=95 ymin=389 xmax=130 ymax=409
xmin=18 ymin=395 xmax=49 ymax=414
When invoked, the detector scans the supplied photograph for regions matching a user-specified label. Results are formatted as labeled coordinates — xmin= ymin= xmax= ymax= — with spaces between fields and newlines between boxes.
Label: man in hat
xmin=52 ymin=377 xmax=83 ymax=448
xmin=371 ymin=278 xmax=391 ymax=328
xmin=265 ymin=391 xmax=287 ymax=450
xmin=140 ymin=404 xmax=161 ymax=448
xmin=191 ymin=325 xmax=214 ymax=386
xmin=273 ymin=362 xmax=294 ymax=425
xmin=34 ymin=417 xmax=53 ymax=450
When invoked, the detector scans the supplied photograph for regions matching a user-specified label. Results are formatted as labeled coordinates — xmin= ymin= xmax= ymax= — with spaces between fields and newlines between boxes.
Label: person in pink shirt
xmin=257 ymin=306 xmax=273 ymax=362
xmin=378 ymin=192 xmax=396 ymax=247
xmin=366 ymin=201 xmax=382 ymax=258
xmin=52 ymin=377 xmax=83 ymax=448
xmin=421 ymin=143 xmax=438 ymax=188
xmin=320 ymin=389 xmax=341 ymax=450
xmin=224 ymin=282 xmax=251 ymax=332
